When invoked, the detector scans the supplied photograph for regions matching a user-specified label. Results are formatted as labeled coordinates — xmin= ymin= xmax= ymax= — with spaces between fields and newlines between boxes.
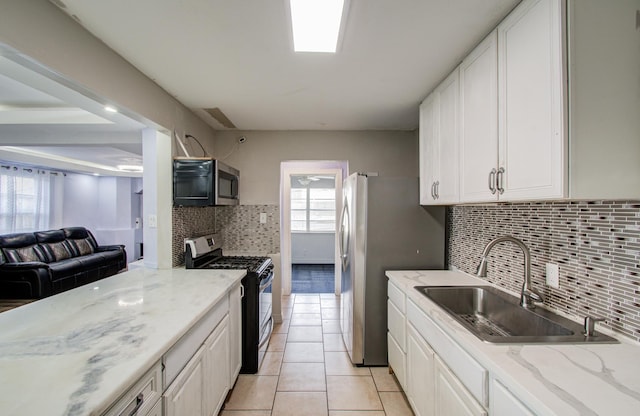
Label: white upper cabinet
xmin=497 ymin=0 xmax=565 ymax=201
xmin=420 ymin=69 xmax=460 ymax=205
xmin=422 ymin=0 xmax=639 ymax=203
xmin=461 ymin=0 xmax=565 ymax=203
xmin=459 ymin=31 xmax=499 ymax=203
xmin=419 ymin=94 xmax=438 ymax=205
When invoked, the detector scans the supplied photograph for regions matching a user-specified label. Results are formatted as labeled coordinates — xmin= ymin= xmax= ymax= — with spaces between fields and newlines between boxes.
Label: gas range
xmin=184 ymin=234 xmax=274 ymax=374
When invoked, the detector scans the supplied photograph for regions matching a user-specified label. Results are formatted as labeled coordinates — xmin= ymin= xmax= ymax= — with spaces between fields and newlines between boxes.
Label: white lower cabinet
xmin=387 ymin=332 xmax=406 ymax=391
xmin=203 ymin=315 xmax=230 ymax=416
xmin=406 ymin=323 xmax=435 ymax=416
xmin=388 ymin=282 xmax=540 ymax=416
xmin=490 ymin=378 xmax=535 ymax=416
xmin=146 ymin=399 xmax=162 ymax=416
xmin=163 ymin=345 xmax=205 ymax=416
xmin=387 ymin=282 xmax=407 ymax=390
xmin=162 ymin=286 xmax=240 ymax=416
xmin=435 ymin=357 xmax=487 ymax=416
xmin=164 ymin=316 xmax=231 ymax=416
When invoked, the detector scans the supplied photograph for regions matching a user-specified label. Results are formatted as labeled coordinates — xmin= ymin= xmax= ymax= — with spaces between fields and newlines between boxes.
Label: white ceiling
xmin=0 ymin=54 xmax=146 ymax=176
xmin=1 ymin=0 xmax=521 ymax=174
xmin=54 ymin=0 xmax=521 ymax=131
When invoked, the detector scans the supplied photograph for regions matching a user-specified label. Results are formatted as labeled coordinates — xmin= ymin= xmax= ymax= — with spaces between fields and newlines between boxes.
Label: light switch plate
xmin=546 ymin=263 xmax=559 ymax=288
xmin=259 ymin=213 xmax=267 ymax=224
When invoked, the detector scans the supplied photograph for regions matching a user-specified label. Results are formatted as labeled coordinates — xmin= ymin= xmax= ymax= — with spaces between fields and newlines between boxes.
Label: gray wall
xmin=214 ymin=130 xmax=419 ymax=205
xmin=291 ymin=233 xmax=335 ymax=264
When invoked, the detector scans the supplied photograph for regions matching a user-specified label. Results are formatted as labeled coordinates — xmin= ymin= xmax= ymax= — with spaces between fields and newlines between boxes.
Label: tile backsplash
xmin=215 ymin=205 xmax=280 ymax=255
xmin=172 ymin=206 xmax=217 ymax=266
xmin=448 ymin=201 xmax=640 ymax=342
xmin=172 ymin=205 xmax=280 ymax=266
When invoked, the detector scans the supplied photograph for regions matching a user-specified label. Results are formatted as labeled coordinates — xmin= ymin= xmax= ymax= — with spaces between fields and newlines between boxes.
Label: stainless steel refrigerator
xmin=339 ymin=173 xmax=445 ymax=365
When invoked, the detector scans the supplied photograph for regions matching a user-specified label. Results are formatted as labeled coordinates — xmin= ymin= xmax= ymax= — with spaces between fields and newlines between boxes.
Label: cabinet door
xmin=387 ymin=332 xmax=407 ymax=391
xmin=434 ymin=68 xmax=460 ymax=204
xmin=498 ymin=0 xmax=565 ymax=201
xmin=491 ymin=378 xmax=535 ymax=416
xmin=145 ymin=399 xmax=162 ymax=416
xmin=434 ymin=357 xmax=487 ymax=416
xmin=459 ymin=31 xmax=499 ymax=203
xmin=387 ymin=299 xmax=406 ymax=350
xmin=204 ymin=315 xmax=230 ymax=416
xmin=419 ymin=94 xmax=438 ymax=205
xmin=163 ymin=346 xmax=205 ymax=416
xmin=406 ymin=324 xmax=435 ymax=416
xmin=229 ymin=283 xmax=242 ymax=384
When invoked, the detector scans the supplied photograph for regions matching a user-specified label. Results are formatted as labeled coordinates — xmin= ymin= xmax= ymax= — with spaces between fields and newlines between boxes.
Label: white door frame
xmin=280 ymin=161 xmax=348 ymax=296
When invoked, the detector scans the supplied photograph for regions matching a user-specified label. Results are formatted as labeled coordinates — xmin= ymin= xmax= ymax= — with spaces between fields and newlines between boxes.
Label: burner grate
xmin=206 ymin=256 xmax=271 ymax=274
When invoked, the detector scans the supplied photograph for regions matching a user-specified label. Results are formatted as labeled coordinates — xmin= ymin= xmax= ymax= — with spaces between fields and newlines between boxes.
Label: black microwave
xmin=173 ymin=158 xmax=240 ymax=206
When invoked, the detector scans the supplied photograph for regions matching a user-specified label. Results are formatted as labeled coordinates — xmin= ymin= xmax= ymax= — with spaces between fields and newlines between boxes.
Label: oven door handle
xmin=258 ymin=271 xmax=274 ymax=292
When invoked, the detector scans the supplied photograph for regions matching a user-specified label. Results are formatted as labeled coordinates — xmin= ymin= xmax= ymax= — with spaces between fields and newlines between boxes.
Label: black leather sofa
xmin=0 ymin=227 xmax=127 ymax=299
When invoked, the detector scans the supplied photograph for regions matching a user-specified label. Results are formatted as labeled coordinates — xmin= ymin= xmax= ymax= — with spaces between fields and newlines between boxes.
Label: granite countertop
xmin=0 ymin=267 xmax=245 ymax=416
xmin=386 ymin=269 xmax=640 ymax=416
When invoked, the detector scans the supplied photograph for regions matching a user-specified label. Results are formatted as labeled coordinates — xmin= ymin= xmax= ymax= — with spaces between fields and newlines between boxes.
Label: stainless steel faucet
xmin=476 ymin=236 xmax=544 ymax=309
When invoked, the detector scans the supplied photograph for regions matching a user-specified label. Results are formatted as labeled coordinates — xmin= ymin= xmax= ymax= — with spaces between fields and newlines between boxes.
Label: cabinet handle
xmin=435 ymin=181 xmax=440 ymax=199
xmin=239 ymin=284 xmax=244 ymax=298
xmin=430 ymin=182 xmax=436 ymax=200
xmin=497 ymin=167 xmax=505 ymax=194
xmin=488 ymin=169 xmax=497 ymax=194
xmin=128 ymin=393 xmax=144 ymax=416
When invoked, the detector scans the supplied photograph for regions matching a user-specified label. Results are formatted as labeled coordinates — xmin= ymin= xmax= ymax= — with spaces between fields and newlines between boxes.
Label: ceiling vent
xmin=203 ymin=107 xmax=236 ymax=129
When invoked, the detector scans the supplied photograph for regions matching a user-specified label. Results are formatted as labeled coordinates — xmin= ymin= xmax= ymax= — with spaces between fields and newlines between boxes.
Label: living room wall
xmin=58 ymin=173 xmax=143 ymax=263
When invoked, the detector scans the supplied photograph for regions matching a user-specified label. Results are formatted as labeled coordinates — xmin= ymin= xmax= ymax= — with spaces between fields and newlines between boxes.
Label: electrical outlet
xmin=546 ymin=263 xmax=559 ymax=289
xmin=259 ymin=213 xmax=267 ymax=224
xmin=148 ymin=214 xmax=157 ymax=228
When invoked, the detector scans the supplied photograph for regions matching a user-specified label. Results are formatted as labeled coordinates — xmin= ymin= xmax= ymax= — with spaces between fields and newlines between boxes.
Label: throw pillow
xmin=74 ymin=238 xmax=94 ymax=256
xmin=49 ymin=242 xmax=71 ymax=261
xmin=16 ymin=246 xmax=40 ymax=262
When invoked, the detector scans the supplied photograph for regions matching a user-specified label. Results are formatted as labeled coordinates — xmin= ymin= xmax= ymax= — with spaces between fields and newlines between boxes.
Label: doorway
xmin=280 ymin=161 xmax=348 ymax=296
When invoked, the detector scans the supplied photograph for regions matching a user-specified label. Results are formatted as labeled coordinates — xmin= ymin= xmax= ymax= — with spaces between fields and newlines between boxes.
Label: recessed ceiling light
xmin=289 ymin=0 xmax=346 ymax=53
xmin=104 ymin=105 xmax=118 ymax=113
xmin=117 ymin=165 xmax=143 ymax=172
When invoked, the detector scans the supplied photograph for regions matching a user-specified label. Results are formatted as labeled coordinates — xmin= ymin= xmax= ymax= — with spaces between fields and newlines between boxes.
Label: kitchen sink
xmin=415 ymin=286 xmax=617 ymax=344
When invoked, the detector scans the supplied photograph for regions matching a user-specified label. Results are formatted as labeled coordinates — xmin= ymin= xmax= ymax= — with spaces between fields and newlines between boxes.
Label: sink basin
xmin=415 ymin=286 xmax=617 ymax=344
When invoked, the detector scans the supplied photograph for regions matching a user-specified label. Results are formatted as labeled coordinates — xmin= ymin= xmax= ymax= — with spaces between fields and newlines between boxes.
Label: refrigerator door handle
xmin=338 ymin=201 xmax=350 ymax=272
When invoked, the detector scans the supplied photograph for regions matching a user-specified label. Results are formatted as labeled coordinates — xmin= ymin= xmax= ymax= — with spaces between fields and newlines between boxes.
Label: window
xmin=0 ymin=166 xmax=52 ymax=233
xmin=291 ymin=186 xmax=336 ymax=232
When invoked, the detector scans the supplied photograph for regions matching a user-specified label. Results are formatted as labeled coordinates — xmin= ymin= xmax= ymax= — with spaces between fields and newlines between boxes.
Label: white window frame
xmin=291 ymin=185 xmax=336 ymax=233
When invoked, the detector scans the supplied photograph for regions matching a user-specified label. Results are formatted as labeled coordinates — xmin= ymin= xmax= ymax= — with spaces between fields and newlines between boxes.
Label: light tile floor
xmin=222 ymin=293 xmax=414 ymax=416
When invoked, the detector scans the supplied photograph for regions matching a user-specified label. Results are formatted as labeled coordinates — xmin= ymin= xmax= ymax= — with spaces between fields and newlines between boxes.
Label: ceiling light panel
xmin=289 ymin=0 xmax=345 ymax=53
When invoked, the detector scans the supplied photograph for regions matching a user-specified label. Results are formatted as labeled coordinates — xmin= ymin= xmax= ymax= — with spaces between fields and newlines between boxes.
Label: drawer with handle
xmin=103 ymin=361 xmax=162 ymax=416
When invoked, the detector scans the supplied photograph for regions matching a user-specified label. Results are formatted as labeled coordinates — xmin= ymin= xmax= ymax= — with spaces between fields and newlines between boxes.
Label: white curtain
xmin=0 ymin=166 xmax=61 ymax=234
